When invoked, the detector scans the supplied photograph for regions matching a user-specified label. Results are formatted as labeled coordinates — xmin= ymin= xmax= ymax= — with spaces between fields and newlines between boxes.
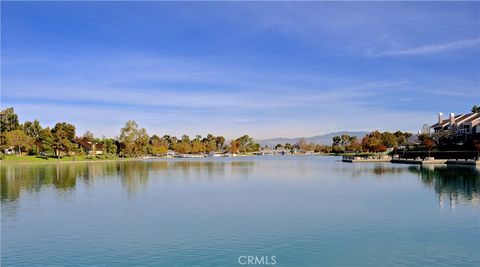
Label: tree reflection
xmin=409 ymin=165 xmax=480 ymax=208
xmin=0 ymin=160 xmax=256 ymax=202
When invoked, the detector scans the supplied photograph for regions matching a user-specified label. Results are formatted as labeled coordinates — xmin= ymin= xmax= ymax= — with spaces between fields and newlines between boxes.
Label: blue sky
xmin=1 ymin=2 xmax=479 ymax=139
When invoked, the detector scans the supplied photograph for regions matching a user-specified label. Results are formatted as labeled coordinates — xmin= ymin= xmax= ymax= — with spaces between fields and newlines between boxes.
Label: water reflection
xmin=0 ymin=160 xmax=256 ymax=202
xmin=337 ymin=163 xmax=480 ymax=208
xmin=2 ymin=160 xmax=479 ymax=209
xmin=409 ymin=165 xmax=480 ymax=209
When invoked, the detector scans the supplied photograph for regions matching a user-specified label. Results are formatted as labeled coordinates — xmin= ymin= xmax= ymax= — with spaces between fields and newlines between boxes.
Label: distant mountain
xmin=256 ymin=131 xmax=369 ymax=147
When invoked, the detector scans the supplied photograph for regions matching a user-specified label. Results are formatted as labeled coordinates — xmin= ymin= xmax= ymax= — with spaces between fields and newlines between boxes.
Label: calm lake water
xmin=1 ymin=156 xmax=479 ymax=266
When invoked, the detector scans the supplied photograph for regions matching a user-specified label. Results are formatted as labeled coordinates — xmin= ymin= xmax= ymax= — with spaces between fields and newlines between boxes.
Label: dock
xmin=343 ymin=156 xmax=480 ymax=165
xmin=342 ymin=155 xmax=391 ymax=163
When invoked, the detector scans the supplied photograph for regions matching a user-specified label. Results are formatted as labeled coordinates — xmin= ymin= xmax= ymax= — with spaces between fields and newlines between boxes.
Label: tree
xmin=394 ymin=131 xmax=412 ymax=147
xmin=332 ymin=136 xmax=342 ymax=153
xmin=119 ymin=120 xmax=139 ymax=157
xmin=381 ymin=132 xmax=398 ymax=148
xmin=52 ymin=122 xmax=76 ymax=142
xmin=0 ymin=107 xmax=19 ymax=133
xmin=472 ymin=105 xmax=480 ymax=113
xmin=362 ymin=131 xmax=387 ymax=152
xmin=83 ymin=131 xmax=94 ymax=142
xmin=230 ymin=140 xmax=240 ymax=154
xmin=23 ymin=120 xmax=43 ymax=154
xmin=134 ymin=128 xmax=149 ymax=156
xmin=51 ymin=128 xmax=75 ymax=158
xmin=149 ymin=135 xmax=168 ymax=156
xmin=418 ymin=133 xmax=435 ymax=157
xmin=191 ymin=139 xmax=205 ymax=154
xmin=215 ymin=136 xmax=225 ymax=151
xmin=285 ymin=143 xmax=293 ymax=151
xmin=38 ymin=128 xmax=54 ymax=155
xmin=205 ymin=139 xmax=217 ymax=153
xmin=297 ymin=138 xmax=315 ymax=152
xmin=173 ymin=139 xmax=191 ymax=154
xmin=235 ymin=135 xmax=259 ymax=153
xmin=118 ymin=120 xmax=151 ymax=157
xmin=345 ymin=137 xmax=362 ymax=152
xmin=332 ymin=136 xmax=341 ymax=146
xmin=5 ymin=130 xmax=32 ymax=155
xmin=100 ymin=138 xmax=118 ymax=155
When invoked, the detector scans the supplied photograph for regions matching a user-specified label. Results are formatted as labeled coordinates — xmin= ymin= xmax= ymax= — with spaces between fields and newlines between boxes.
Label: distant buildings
xmin=430 ymin=111 xmax=480 ymax=148
xmin=431 ymin=112 xmax=480 ymax=135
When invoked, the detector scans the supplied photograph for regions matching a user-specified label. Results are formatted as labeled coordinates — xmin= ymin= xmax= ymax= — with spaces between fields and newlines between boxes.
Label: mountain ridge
xmin=256 ymin=131 xmax=369 ymax=147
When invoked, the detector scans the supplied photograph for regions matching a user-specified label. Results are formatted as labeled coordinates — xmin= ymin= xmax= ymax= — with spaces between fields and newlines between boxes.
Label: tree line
xmin=283 ymin=131 xmax=413 ymax=154
xmin=0 ymin=107 xmax=260 ymax=158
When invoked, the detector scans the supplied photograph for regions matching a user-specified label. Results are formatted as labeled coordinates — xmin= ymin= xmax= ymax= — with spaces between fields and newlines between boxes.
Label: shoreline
xmin=0 ymin=153 xmax=338 ymax=165
xmin=0 ymin=156 xmax=147 ymax=165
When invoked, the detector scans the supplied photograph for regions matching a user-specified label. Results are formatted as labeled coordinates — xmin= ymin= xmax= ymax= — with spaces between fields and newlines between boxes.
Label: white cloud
xmin=369 ymin=38 xmax=480 ymax=57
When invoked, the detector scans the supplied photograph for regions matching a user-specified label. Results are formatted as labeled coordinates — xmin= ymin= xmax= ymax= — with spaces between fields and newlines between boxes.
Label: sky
xmin=1 ymin=2 xmax=479 ymax=139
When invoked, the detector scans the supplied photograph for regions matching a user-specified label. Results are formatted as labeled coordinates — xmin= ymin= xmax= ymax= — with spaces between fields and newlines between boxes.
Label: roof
xmin=430 ymin=112 xmax=480 ymax=128
xmin=75 ymin=138 xmax=103 ymax=151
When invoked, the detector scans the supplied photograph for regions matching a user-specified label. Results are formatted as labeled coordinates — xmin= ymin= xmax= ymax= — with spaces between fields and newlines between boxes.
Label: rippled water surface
xmin=1 ymin=156 xmax=479 ymax=266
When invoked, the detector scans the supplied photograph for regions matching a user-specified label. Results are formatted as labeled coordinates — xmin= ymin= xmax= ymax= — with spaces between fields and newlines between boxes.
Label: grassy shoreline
xmin=0 ymin=155 xmax=145 ymax=165
xmin=0 ymin=153 xmax=358 ymax=165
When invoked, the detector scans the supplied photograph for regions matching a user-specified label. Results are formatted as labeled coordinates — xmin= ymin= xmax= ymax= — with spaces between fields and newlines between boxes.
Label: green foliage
xmin=51 ymin=128 xmax=75 ymax=157
xmin=83 ymin=131 xmax=94 ymax=142
xmin=149 ymin=135 xmax=168 ymax=155
xmin=38 ymin=128 xmax=54 ymax=155
xmin=5 ymin=129 xmax=33 ymax=155
xmin=233 ymin=135 xmax=259 ymax=153
xmin=52 ymin=122 xmax=76 ymax=142
xmin=472 ymin=105 xmax=480 ymax=113
xmin=119 ymin=120 xmax=150 ymax=157
xmin=0 ymin=107 xmax=19 ymax=134
xmin=331 ymin=134 xmax=362 ymax=153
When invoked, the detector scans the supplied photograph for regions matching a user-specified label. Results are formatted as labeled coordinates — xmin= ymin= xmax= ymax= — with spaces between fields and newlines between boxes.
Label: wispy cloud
xmin=2 ymin=52 xmax=431 ymax=138
xmin=369 ymin=38 xmax=480 ymax=57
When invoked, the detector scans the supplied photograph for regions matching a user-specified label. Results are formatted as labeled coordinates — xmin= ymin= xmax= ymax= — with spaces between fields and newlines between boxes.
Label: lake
xmin=1 ymin=156 xmax=479 ymax=266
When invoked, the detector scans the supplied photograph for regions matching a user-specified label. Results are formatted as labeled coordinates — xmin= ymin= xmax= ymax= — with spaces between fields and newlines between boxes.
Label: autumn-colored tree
xmin=150 ymin=137 xmax=168 ymax=156
xmin=346 ymin=138 xmax=362 ymax=152
xmin=173 ymin=140 xmax=191 ymax=154
xmin=230 ymin=140 xmax=240 ymax=154
xmin=5 ymin=129 xmax=33 ymax=155
xmin=418 ymin=133 xmax=435 ymax=157
xmin=362 ymin=131 xmax=387 ymax=152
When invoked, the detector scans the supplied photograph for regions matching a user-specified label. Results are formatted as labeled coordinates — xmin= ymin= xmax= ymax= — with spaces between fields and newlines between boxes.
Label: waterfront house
xmin=76 ymin=139 xmax=103 ymax=155
xmin=431 ymin=112 xmax=480 ymax=135
xmin=431 ymin=111 xmax=480 ymax=148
